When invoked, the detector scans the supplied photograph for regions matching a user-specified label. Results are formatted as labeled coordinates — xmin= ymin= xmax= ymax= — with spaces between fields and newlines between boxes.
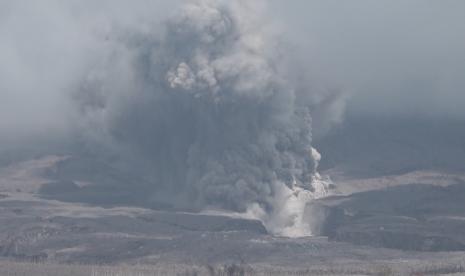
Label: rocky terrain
xmin=1 ymin=151 xmax=465 ymax=275
xmin=317 ymin=170 xmax=465 ymax=252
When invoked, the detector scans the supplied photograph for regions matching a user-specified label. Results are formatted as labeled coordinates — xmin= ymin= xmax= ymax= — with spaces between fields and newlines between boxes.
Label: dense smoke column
xmin=79 ymin=0 xmax=329 ymax=236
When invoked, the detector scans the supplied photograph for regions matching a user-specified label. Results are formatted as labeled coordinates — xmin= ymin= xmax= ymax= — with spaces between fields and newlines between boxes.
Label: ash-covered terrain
xmin=1 ymin=124 xmax=465 ymax=275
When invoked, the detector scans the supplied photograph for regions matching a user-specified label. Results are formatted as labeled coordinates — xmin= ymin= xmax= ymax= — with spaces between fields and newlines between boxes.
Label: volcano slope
xmin=0 ymin=147 xmax=465 ymax=275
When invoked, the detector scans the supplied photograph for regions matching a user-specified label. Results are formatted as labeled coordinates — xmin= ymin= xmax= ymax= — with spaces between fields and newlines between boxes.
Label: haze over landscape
xmin=0 ymin=1 xmax=464 ymax=275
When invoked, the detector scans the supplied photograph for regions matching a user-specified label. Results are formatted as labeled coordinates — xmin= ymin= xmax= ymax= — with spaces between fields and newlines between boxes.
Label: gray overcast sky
xmin=270 ymin=0 xmax=465 ymax=119
xmin=1 ymin=0 xmax=464 ymax=140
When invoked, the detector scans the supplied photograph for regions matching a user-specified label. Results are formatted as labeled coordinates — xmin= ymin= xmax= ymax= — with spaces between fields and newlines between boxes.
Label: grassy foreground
xmin=1 ymin=260 xmax=465 ymax=276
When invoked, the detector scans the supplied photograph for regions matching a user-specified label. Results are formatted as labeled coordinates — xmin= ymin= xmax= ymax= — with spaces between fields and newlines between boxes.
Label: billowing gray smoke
xmin=75 ymin=0 xmax=330 ymax=236
xmin=0 ymin=0 xmax=338 ymax=237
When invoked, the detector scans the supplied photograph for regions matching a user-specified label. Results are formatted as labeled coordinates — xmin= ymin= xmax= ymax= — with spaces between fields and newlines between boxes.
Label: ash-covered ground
xmin=1 ymin=118 xmax=465 ymax=275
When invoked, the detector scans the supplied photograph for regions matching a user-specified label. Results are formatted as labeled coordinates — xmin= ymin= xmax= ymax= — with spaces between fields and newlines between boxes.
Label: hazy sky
xmin=270 ymin=0 xmax=465 ymax=119
xmin=0 ymin=0 xmax=180 ymax=137
xmin=1 ymin=0 xmax=464 ymax=140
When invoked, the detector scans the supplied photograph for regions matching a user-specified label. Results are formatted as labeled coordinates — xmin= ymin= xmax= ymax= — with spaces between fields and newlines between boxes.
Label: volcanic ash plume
xmin=79 ymin=0 xmax=330 ymax=237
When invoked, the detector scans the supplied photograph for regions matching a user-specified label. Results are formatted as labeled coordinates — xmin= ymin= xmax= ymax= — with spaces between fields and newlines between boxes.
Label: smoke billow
xmin=74 ymin=0 xmax=331 ymax=236
xmin=0 ymin=0 xmax=340 ymax=237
